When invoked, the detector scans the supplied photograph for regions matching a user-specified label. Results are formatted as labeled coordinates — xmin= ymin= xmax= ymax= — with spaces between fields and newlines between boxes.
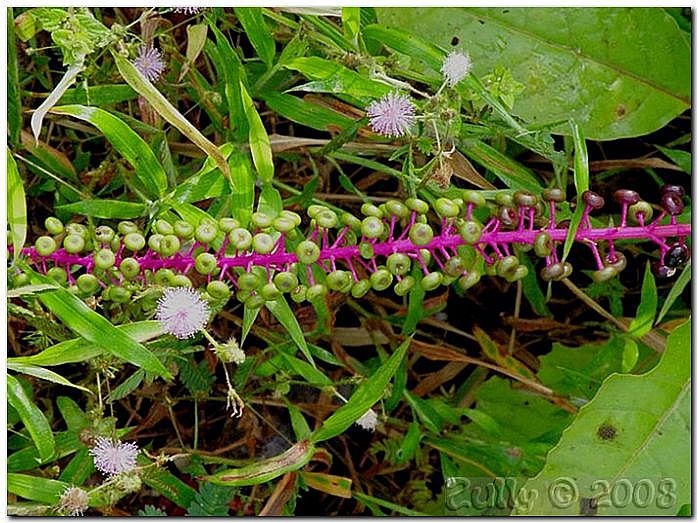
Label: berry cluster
xmin=10 ymin=186 xmax=690 ymax=309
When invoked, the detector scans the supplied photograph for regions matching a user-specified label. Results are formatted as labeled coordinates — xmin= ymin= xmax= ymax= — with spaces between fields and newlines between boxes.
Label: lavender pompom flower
xmin=133 ymin=45 xmax=166 ymax=82
xmin=355 ymin=408 xmax=378 ymax=431
xmin=366 ymin=91 xmax=416 ymax=138
xmin=89 ymin=437 xmax=139 ymax=476
xmin=58 ymin=486 xmax=90 ymax=516
xmin=156 ymin=287 xmax=211 ymax=339
xmin=441 ymin=51 xmax=472 ymax=87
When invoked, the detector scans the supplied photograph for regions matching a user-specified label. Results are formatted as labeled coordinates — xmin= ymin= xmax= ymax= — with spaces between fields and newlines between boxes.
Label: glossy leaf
xmin=7 ymin=151 xmax=27 ymax=263
xmin=628 ymin=262 xmax=658 ymax=337
xmin=234 ymin=8 xmax=275 ymax=67
xmin=55 ymin=199 xmax=147 ymax=219
xmin=7 ymin=375 xmax=55 ymax=462
xmin=8 ymin=362 xmax=92 ymax=393
xmin=265 ymin=298 xmax=314 ymax=367
xmin=240 ymin=81 xmax=274 ymax=183
xmin=7 ymin=473 xmax=68 ymax=504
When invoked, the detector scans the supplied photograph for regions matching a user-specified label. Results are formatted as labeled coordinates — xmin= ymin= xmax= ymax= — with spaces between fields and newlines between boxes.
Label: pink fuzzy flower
xmin=133 ymin=45 xmax=166 ymax=82
xmin=89 ymin=437 xmax=139 ymax=476
xmin=441 ymin=51 xmax=472 ymax=87
xmin=366 ymin=92 xmax=416 ymax=138
xmin=156 ymin=287 xmax=211 ymax=339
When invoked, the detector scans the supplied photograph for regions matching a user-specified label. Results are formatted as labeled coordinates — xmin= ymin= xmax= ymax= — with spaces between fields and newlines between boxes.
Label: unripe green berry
xmin=229 ymin=228 xmax=253 ymax=251
xmin=434 ymin=197 xmax=460 ymax=218
xmin=195 ymin=252 xmax=218 ymax=275
xmin=497 ymin=255 xmax=519 ymax=277
xmin=159 ymin=235 xmax=181 ymax=257
xmin=93 ymin=248 xmax=116 ymax=270
xmin=361 ymin=203 xmax=383 ymax=218
xmin=246 ymin=293 xmax=266 ymax=309
xmin=307 ymin=205 xmax=326 ymax=219
xmin=485 ymin=262 xmax=498 ymax=277
xmin=342 ymin=213 xmax=362 ymax=231
xmin=63 ymin=234 xmax=85 ymax=254
xmin=385 ymin=200 xmax=409 ymax=219
xmin=219 ymin=218 xmax=240 ymax=233
xmin=238 ymin=272 xmax=261 ymax=291
xmin=76 ymin=273 xmax=100 ymax=294
xmin=326 ymin=270 xmax=353 ymax=292
xmin=65 ymin=223 xmax=88 ymax=237
xmin=148 ymin=233 xmax=164 ymax=252
xmin=513 ymin=191 xmax=537 ymax=208
xmin=628 ymin=201 xmax=653 ymax=224
xmin=35 ymin=236 xmax=57 ymax=256
xmin=47 ymin=267 xmax=68 ymax=285
xmin=421 ymin=271 xmax=443 ymax=291
xmin=296 ymin=240 xmax=320 ymax=264
xmin=117 ymin=221 xmax=139 ymax=235
xmin=207 ymin=280 xmax=231 ymax=300
xmin=123 ymin=232 xmax=146 ymax=252
xmin=387 ymin=253 xmax=411 ymax=276
xmin=394 ymin=275 xmax=416 ymax=296
xmin=459 ymin=221 xmax=482 ymax=244
xmin=94 ymin=225 xmax=115 ymax=244
xmin=495 ymin=193 xmax=514 ymax=207
xmin=592 ymin=266 xmax=618 ymax=283
xmin=406 ymin=197 xmax=429 ymax=214
xmin=155 ymin=219 xmax=174 ymax=235
xmin=290 ymin=284 xmax=308 ymax=303
xmin=359 ymin=241 xmax=375 ymax=259
xmin=171 ymin=274 xmax=193 ymax=287
xmin=174 ymin=220 xmax=195 ymax=239
xmin=236 ymin=289 xmax=252 ymax=303
xmin=110 ymin=286 xmax=132 ymax=304
xmin=273 ymin=271 xmax=299 ymax=293
xmin=154 ymin=268 xmax=175 ymax=286
xmin=273 ymin=216 xmax=296 ymax=233
xmin=261 ymin=282 xmax=282 ymax=301
xmin=316 ymin=210 xmax=339 ymax=229
xmin=458 ymin=271 xmax=481 ymax=291
xmin=409 ymin=223 xmax=433 ymax=246
xmin=195 ymin=222 xmax=218 ymax=244
xmin=280 ymin=210 xmax=302 ymax=227
xmin=606 ymin=252 xmax=627 ymax=272
xmin=252 ymin=212 xmax=274 ymax=229
xmin=44 ymin=217 xmax=64 ymax=235
xmin=119 ymin=257 xmax=141 ymax=280
xmin=419 ymin=249 xmax=432 ymax=266
xmin=252 ymin=233 xmax=275 ymax=254
xmin=370 ymin=268 xmax=393 ymax=292
xmin=351 ymin=279 xmax=372 ymax=298
xmin=534 ymin=232 xmax=553 ymax=257
xmin=361 ymin=216 xmax=384 ymax=239
xmin=306 ymin=283 xmax=327 ymax=303
xmin=504 ymin=265 xmax=529 ymax=282
xmin=462 ymin=190 xmax=486 ymax=207
xmin=443 ymin=256 xmax=467 ymax=277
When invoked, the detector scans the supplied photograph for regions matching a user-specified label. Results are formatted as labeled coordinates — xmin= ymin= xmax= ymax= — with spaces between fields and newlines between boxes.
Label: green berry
xmin=63 ymin=234 xmax=85 ymax=254
xmin=195 ymin=222 xmax=218 ymax=244
xmin=342 ymin=213 xmax=362 ymax=230
xmin=171 ymin=274 xmax=193 ymax=287
xmin=174 ymin=220 xmax=195 ymax=239
xmin=35 ymin=236 xmax=57 ymax=256
xmin=76 ymin=273 xmax=100 ymax=294
xmin=119 ymin=257 xmax=141 ymax=280
xmin=504 ymin=265 xmax=529 ymax=282
xmin=280 ymin=210 xmax=302 ymax=227
xmin=154 ymin=268 xmax=175 ymax=286
xmin=155 ymin=219 xmax=174 ymax=235
xmin=306 ymin=283 xmax=327 ymax=303
xmin=385 ymin=200 xmax=409 ymax=219
xmin=47 ymin=267 xmax=68 ymax=285
xmin=459 ymin=221 xmax=482 ymax=244
xmin=513 ymin=191 xmax=538 ymax=208
xmin=394 ymin=275 xmax=416 ymax=296
xmin=458 ymin=271 xmax=481 ymax=291
xmin=93 ymin=248 xmax=116 ymax=270
xmin=370 ymin=268 xmax=393 ymax=292
xmin=273 ymin=271 xmax=299 ymax=293
xmin=494 ymin=193 xmax=514 ymax=207
xmin=229 ymin=228 xmax=253 ymax=251
xmin=246 ymin=293 xmax=266 ymax=309
xmin=421 ymin=271 xmax=443 ymax=291
xmin=387 ymin=253 xmax=411 ymax=276
xmin=497 ymin=255 xmax=519 ymax=277
xmin=592 ymin=266 xmax=618 ymax=283
xmin=628 ymin=201 xmax=653 ymax=224
xmin=296 ymin=240 xmax=320 ymax=264
xmin=406 ymin=197 xmax=429 ymax=214
xmin=351 ymin=279 xmax=371 ymax=298
xmin=316 ymin=210 xmax=338 ymax=229
xmin=159 ymin=235 xmax=181 ymax=257
xmin=238 ymin=272 xmax=261 ymax=291
xmin=148 ymin=233 xmax=164 ymax=252
xmin=261 ymin=282 xmax=282 ymax=301
xmin=462 ymin=190 xmax=486 ymax=207
xmin=65 ymin=223 xmax=88 ymax=237
xmin=219 ymin=218 xmax=240 ymax=233
xmin=409 ymin=223 xmax=433 ymax=246
xmin=290 ymin=284 xmax=308 ymax=303
xmin=359 ymin=242 xmax=375 ymax=259
xmin=434 ymin=198 xmax=460 ymax=218
xmin=111 ymin=286 xmax=133 ymax=303
xmin=361 ymin=203 xmax=383 ymax=218
xmin=534 ymin=232 xmax=553 ymax=257
xmin=195 ymin=252 xmax=218 ymax=275
xmin=252 ymin=233 xmax=275 ymax=254
xmin=252 ymin=212 xmax=274 ymax=229
xmin=307 ymin=205 xmax=326 ymax=219
xmin=273 ymin=216 xmax=297 ymax=233
xmin=443 ymin=256 xmax=466 ymax=277
xmin=236 ymin=289 xmax=252 ymax=303
xmin=94 ymin=225 xmax=115 ymax=244
xmin=124 ymin=232 xmax=146 ymax=252
xmin=117 ymin=221 xmax=139 ymax=235
xmin=361 ymin=216 xmax=384 ymax=239
xmin=44 ymin=217 xmax=64 ymax=235
xmin=607 ymin=252 xmax=627 ymax=272
xmin=207 ymin=280 xmax=231 ymax=300
xmin=326 ymin=270 xmax=353 ymax=292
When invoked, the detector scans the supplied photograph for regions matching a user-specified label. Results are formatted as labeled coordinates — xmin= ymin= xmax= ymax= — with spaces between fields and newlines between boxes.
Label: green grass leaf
xmin=462 ymin=139 xmax=543 ymax=192
xmin=240 ymin=81 xmax=274 ymax=183
xmin=562 ymin=119 xmax=589 ymax=262
xmin=7 ymin=8 xmax=21 ymax=145
xmin=234 ymin=8 xmax=275 ymax=67
xmin=8 ymin=362 xmax=92 ymax=393
xmin=628 ymin=262 xmax=658 ymax=337
xmin=55 ymin=199 xmax=147 ymax=219
xmin=58 ymin=84 xmax=138 ymax=105
xmin=265 ymin=297 xmax=314 ymax=367
xmin=31 ymin=60 xmax=85 ymax=142
xmin=656 ymin=260 xmax=691 ymax=325
xmin=7 ymin=151 xmax=27 ymax=263
xmin=7 ymin=473 xmax=68 ymax=504
xmin=8 ymin=375 xmax=55 ymax=461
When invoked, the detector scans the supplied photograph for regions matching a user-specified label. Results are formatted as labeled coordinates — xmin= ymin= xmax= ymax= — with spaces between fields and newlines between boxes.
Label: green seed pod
xmin=63 ymin=234 xmax=85 ymax=254
xmin=154 ymin=268 xmax=175 ymax=286
xmin=394 ymin=275 xmax=416 ymax=296
xmin=370 ymin=268 xmax=393 ymax=291
xmin=148 ymin=233 xmax=164 ymax=252
xmin=406 ymin=197 xmax=430 ymax=214
xmin=296 ymin=240 xmax=320 ymax=264
xmin=497 ymin=255 xmax=519 ymax=277
xmin=459 ymin=221 xmax=482 ymax=243
xmin=434 ymin=197 xmax=460 ymax=218
xmin=155 ymin=219 xmax=174 ymax=235
xmin=94 ymin=225 xmax=115 ymax=244
xmin=110 ymin=286 xmax=133 ymax=304
xmin=76 ymin=273 xmax=100 ymax=294
xmin=35 ymin=236 xmax=57 ymax=256
xmin=350 ymin=279 xmax=372 ymax=298
xmin=307 ymin=205 xmax=326 ymax=219
xmin=272 ymin=216 xmax=297 ymax=233
xmin=238 ymin=272 xmax=261 ymax=291
xmin=385 ymin=200 xmax=409 ymax=219
xmin=280 ymin=210 xmax=302 ymax=227
xmin=290 ymin=284 xmax=308 ymax=303
xmin=316 ymin=210 xmax=338 ymax=229
xmin=47 ymin=267 xmax=68 ymax=285
xmin=119 ymin=257 xmax=141 ymax=280
xmin=159 ymin=235 xmax=181 ymax=257
xmin=443 ymin=256 xmax=467 ymax=277
xmin=628 ymin=201 xmax=653 ymax=224
xmin=195 ymin=252 xmax=218 ymax=275
xmin=65 ymin=223 xmax=88 ymax=237
xmin=592 ymin=266 xmax=618 ymax=283
xmin=174 ymin=220 xmax=195 ymax=239
xmin=117 ymin=221 xmax=139 ymax=235
xmin=196 ymin=222 xmax=218 ymax=244
xmin=326 ymin=270 xmax=353 ymax=292
xmin=387 ymin=252 xmax=412 ymax=276
xmin=513 ymin=191 xmax=538 ymax=208
xmin=252 ymin=212 xmax=274 ymax=229
xmin=246 ymin=293 xmax=266 ymax=309
xmin=361 ymin=203 xmax=383 ymax=218
xmin=361 ymin=216 xmax=385 ymax=239
xmin=171 ymin=274 xmax=193 ymax=287
xmin=93 ymin=248 xmax=116 ymax=270
xmin=273 ymin=271 xmax=299 ymax=293
xmin=359 ymin=241 xmax=375 ymax=259
xmin=341 ymin=212 xmax=362 ymax=231
xmin=229 ymin=228 xmax=253 ymax=251
xmin=421 ymin=271 xmax=443 ymax=291
xmin=252 ymin=233 xmax=275 ymax=254
xmin=458 ymin=271 xmax=481 ymax=291
xmin=261 ymin=282 xmax=282 ymax=301
xmin=123 ymin=232 xmax=146 ymax=252
xmin=44 ymin=217 xmax=64 ymax=235
xmin=504 ymin=265 xmax=529 ymax=282
xmin=307 ymin=283 xmax=327 ymax=303
xmin=462 ymin=190 xmax=486 ymax=208
xmin=409 ymin=223 xmax=434 ymax=246
xmin=207 ymin=280 xmax=231 ymax=300
xmin=219 ymin=218 xmax=240 ymax=233
xmin=534 ymin=232 xmax=553 ymax=257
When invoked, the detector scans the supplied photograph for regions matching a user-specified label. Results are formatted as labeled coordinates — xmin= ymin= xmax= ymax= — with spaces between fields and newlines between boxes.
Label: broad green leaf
xmin=311 ymin=337 xmax=411 ymax=442
xmin=207 ymin=440 xmax=315 ymax=486
xmin=58 ymin=83 xmax=138 ymax=105
xmin=656 ymin=144 xmax=691 ymax=175
xmin=139 ymin=455 xmax=198 ymax=508
xmin=376 ymin=8 xmax=690 ymax=140
xmin=258 ymin=183 xmax=283 ymax=216
xmin=25 ymin=269 xmax=172 ymax=380
xmin=259 ymin=91 xmax=355 ymax=132
xmin=656 ymin=260 xmax=691 ymax=325
xmin=113 ymin=52 xmax=231 ymax=181
xmin=8 ymin=362 xmax=92 ymax=393
xmin=515 ymin=319 xmax=690 ymax=516
xmin=7 ymin=473 xmax=68 ymax=504
xmin=7 ymin=375 xmax=55 ymax=461
xmin=265 ymin=297 xmax=314 ymax=367
xmin=107 ymin=369 xmax=145 ymax=402
xmin=461 ymin=139 xmax=543 ymax=192
xmin=628 ymin=262 xmax=658 ymax=337
xmin=341 ymin=7 xmax=361 ymax=47
xmin=562 ymin=119 xmax=589 ymax=262
xmin=234 ymin=8 xmax=275 ymax=67
xmin=31 ymin=60 xmax=85 ymax=142
xmin=7 ymin=151 xmax=27 ymax=263
xmin=240 ymin=81 xmax=274 ymax=182
xmin=287 ymin=403 xmax=312 ymax=441
xmin=50 ymin=105 xmax=167 ymax=198
xmin=58 ymin=448 xmax=94 ymax=485
xmin=56 ymin=396 xmax=89 ymax=432
xmin=56 ymin=199 xmax=147 ymax=219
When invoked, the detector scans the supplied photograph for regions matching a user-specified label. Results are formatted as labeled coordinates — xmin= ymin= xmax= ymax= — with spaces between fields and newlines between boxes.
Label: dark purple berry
xmin=661 ymin=193 xmax=684 ymax=216
xmin=661 ymin=185 xmax=685 ymax=197
xmin=665 ymin=243 xmax=690 ymax=269
xmin=582 ymin=190 xmax=605 ymax=210
xmin=613 ymin=189 xmax=640 ymax=206
xmin=652 ymin=262 xmax=676 ymax=279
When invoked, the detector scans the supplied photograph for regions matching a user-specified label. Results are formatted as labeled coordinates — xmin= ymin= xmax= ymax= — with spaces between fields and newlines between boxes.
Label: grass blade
xmin=234 ymin=8 xmax=275 ymax=67
xmin=31 ymin=59 xmax=85 ymax=142
xmin=240 ymin=81 xmax=274 ymax=183
xmin=8 ymin=375 xmax=56 ymax=461
xmin=562 ymin=119 xmax=589 ymax=262
xmin=7 ymin=473 xmax=68 ymax=504
xmin=8 ymin=363 xmax=92 ymax=393
xmin=7 ymin=151 xmax=27 ymax=264
xmin=265 ymin=297 xmax=314 ymax=367
xmin=628 ymin=262 xmax=658 ymax=337
xmin=656 ymin=260 xmax=691 ymax=325
xmin=55 ymin=200 xmax=147 ymax=219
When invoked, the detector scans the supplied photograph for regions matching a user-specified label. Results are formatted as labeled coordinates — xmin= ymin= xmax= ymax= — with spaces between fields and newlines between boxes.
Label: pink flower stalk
xmin=156 ymin=287 xmax=211 ymax=339
xmin=366 ymin=91 xmax=416 ymax=137
xmin=133 ymin=45 xmax=166 ymax=82
xmin=89 ymin=437 xmax=139 ymax=476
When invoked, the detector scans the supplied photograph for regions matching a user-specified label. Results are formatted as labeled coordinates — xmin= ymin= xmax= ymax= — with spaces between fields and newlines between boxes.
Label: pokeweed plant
xmin=7 ymin=6 xmax=691 ymax=516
